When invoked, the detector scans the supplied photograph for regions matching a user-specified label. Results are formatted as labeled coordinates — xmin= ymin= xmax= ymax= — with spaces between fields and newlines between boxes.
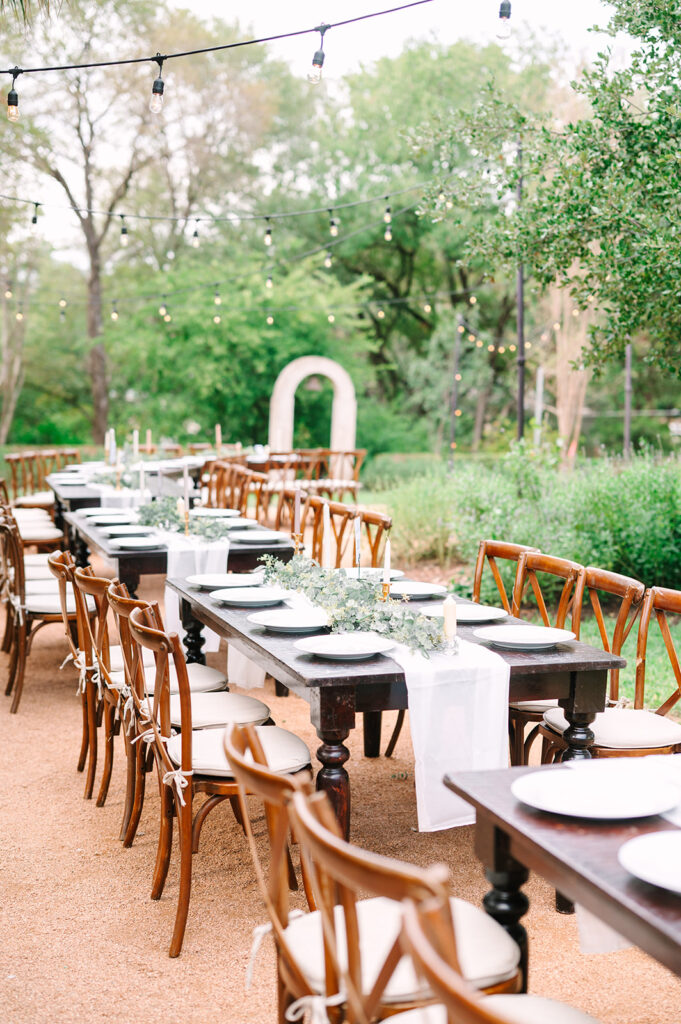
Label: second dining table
xmin=167 ymin=578 xmax=624 ymax=838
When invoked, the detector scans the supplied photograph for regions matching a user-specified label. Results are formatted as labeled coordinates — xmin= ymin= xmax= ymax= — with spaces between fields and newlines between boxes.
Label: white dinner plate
xmin=340 ymin=567 xmax=405 ymax=581
xmin=228 ymin=530 xmax=290 ymax=545
xmin=109 ymin=536 xmax=165 ymax=550
xmin=294 ymin=632 xmax=396 ymax=661
xmin=248 ymin=609 xmax=330 ymax=634
xmin=189 ymin=507 xmax=240 ymax=518
xmin=474 ymin=625 xmax=576 ymax=650
xmin=422 ymin=603 xmax=508 ymax=624
xmin=99 ymin=525 xmax=156 ymax=537
xmin=186 ymin=572 xmax=264 ymax=590
xmin=511 ymin=768 xmax=681 ymax=820
xmin=81 ymin=506 xmax=127 ymax=517
xmin=55 ymin=478 xmax=89 ymax=486
xmin=210 ymin=586 xmax=287 ymax=607
xmin=89 ymin=514 xmax=136 ymax=526
xmin=618 ymin=832 xmax=681 ymax=894
xmin=390 ymin=581 xmax=448 ymax=600
xmin=224 ymin=517 xmax=260 ymax=529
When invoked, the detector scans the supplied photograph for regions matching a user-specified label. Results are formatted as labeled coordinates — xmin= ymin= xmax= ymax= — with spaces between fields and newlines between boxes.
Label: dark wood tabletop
xmin=167 ymin=578 xmax=624 ymax=838
xmin=444 ymin=763 xmax=681 ymax=987
xmin=64 ymin=511 xmax=294 ymax=597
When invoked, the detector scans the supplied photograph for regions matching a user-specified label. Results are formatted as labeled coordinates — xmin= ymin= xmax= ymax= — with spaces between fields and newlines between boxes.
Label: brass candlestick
xmin=184 ymin=508 xmax=190 ymax=537
xmin=115 ymin=466 xmax=122 ymax=491
xmin=381 ymin=581 xmax=391 ymax=602
xmin=292 ymin=532 xmax=304 ymax=555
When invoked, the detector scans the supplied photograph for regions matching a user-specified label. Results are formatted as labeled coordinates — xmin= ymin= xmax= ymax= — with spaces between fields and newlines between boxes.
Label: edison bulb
xmin=111 ymin=310 xmax=119 ymax=321
xmin=384 ymin=226 xmax=392 ymax=242
xmin=266 ymin=315 xmax=274 ymax=326
xmin=266 ymin=275 xmax=273 ymax=290
xmin=149 ymin=91 xmax=164 ymax=114
xmin=307 ymin=64 xmax=323 ymax=85
xmin=324 ymin=252 xmax=333 ymax=269
xmin=213 ymin=315 xmax=221 ymax=324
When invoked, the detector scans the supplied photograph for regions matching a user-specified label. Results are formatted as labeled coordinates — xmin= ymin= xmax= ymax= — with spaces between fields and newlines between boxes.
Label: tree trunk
xmin=0 ymin=293 xmax=25 ymax=444
xmin=86 ymin=242 xmax=108 ymax=444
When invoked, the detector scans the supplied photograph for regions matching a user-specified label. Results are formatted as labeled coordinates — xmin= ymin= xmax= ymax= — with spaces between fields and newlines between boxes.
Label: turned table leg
xmin=311 ymin=685 xmax=356 ymax=840
xmin=181 ymin=598 xmax=206 ymax=665
xmin=476 ymin=820 xmax=530 ymax=991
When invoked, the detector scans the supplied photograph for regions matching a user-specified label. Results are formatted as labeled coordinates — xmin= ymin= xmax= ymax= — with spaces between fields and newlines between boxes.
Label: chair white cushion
xmin=14 ymin=491 xmax=55 ymax=507
xmin=24 ymin=592 xmax=95 ymax=616
xmin=143 ymin=690 xmax=270 ymax=730
xmin=18 ymin=527 xmax=63 ymax=542
xmin=486 ymin=994 xmax=602 ymax=1023
xmin=543 ymin=706 xmax=681 ymax=750
xmin=166 ymin=724 xmax=309 ymax=777
xmin=13 ymin=509 xmax=52 ymax=520
xmin=107 ymin=644 xmax=155 ymax=672
xmin=510 ymin=699 xmax=559 ymax=714
xmin=24 ymin=553 xmax=51 ymax=566
xmin=284 ymin=895 xmax=519 ymax=1001
xmin=25 ymin=579 xmax=61 ymax=594
xmin=110 ymin=661 xmax=226 ymax=694
xmin=25 ymin=565 xmax=58 ymax=580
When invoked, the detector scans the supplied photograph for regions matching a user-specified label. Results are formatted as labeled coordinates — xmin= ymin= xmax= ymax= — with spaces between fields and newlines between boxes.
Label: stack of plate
xmin=109 ymin=536 xmax=165 ymax=550
xmin=294 ymin=632 xmax=395 ymax=661
xmin=186 ymin=572 xmax=265 ymax=590
xmin=473 ymin=625 xmax=575 ymax=651
xmin=210 ymin=586 xmax=287 ymax=607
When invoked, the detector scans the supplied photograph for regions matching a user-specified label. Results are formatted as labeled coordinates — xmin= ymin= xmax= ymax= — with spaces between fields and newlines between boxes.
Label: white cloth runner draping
xmin=89 ymin=484 xmax=151 ymax=508
xmin=163 ymin=533 xmax=229 ymax=654
xmin=389 ymin=638 xmax=510 ymax=831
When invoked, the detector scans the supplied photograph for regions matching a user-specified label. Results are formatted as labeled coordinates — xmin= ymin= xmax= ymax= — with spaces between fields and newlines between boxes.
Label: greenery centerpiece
xmin=136 ymin=497 xmax=233 ymax=542
xmin=261 ymin=554 xmax=444 ymax=656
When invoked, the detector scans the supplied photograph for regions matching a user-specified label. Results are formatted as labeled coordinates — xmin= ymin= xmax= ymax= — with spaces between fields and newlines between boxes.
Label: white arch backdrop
xmin=268 ymin=355 xmax=357 ymax=452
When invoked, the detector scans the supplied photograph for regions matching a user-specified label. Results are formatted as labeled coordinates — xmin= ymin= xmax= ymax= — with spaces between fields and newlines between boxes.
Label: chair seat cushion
xmin=13 ymin=509 xmax=52 ymax=520
xmin=143 ymin=690 xmax=270 ymax=730
xmin=14 ymin=491 xmax=55 ymax=507
xmin=543 ymin=706 xmax=681 ymax=750
xmin=24 ymin=553 xmax=51 ymax=566
xmin=18 ymin=526 xmax=63 ymax=543
xmin=166 ymin=724 xmax=309 ymax=777
xmin=24 ymin=592 xmax=95 ymax=616
xmin=390 ymin=997 xmax=600 ymax=1024
xmin=25 ymin=579 xmax=61 ymax=594
xmin=110 ymin=662 xmax=226 ymax=694
xmin=510 ymin=699 xmax=559 ymax=714
xmin=25 ymin=564 xmax=58 ymax=580
xmin=107 ymin=644 xmax=155 ymax=672
xmin=284 ymin=895 xmax=519 ymax=1000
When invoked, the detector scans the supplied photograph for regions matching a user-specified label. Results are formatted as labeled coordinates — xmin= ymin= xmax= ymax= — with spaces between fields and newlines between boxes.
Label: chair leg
xmin=151 ymin=778 xmax=174 ymax=900
xmin=191 ymin=794 xmax=228 ymax=853
xmin=77 ymin=688 xmax=89 ymax=774
xmin=508 ymin=716 xmax=524 ymax=767
xmin=169 ymin=798 xmax=194 ymax=957
xmin=5 ymin=626 xmax=20 ymax=696
xmin=119 ymin=729 xmax=136 ymax=841
xmin=1 ymin=604 xmax=14 ymax=653
xmin=9 ymin=625 xmax=27 ymax=713
xmin=96 ymin=702 xmax=116 ymax=807
xmin=384 ymin=710 xmax=405 ymax=758
xmin=123 ymin=743 xmax=147 ymax=847
xmin=522 ymin=725 xmax=541 ymax=765
xmin=83 ymin=680 xmax=98 ymax=800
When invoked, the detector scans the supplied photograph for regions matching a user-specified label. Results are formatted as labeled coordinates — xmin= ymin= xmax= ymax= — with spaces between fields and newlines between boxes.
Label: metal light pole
xmin=516 ymin=137 xmax=525 ymax=441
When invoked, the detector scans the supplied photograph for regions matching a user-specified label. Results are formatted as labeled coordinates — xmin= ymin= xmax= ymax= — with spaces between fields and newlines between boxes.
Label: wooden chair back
xmin=572 ymin=567 xmax=645 ymax=701
xmin=74 ymin=567 xmax=121 ymax=680
xmin=472 ymin=540 xmax=539 ymax=613
xmin=356 ymin=507 xmax=391 ymax=567
xmin=401 ymin=900 xmax=512 ymax=1024
xmin=635 ymin=586 xmax=681 ymax=715
xmin=274 ymin=486 xmax=311 ymax=534
xmin=511 ymin=551 xmax=584 ymax=632
xmin=46 ymin=549 xmax=81 ymax=661
xmin=308 ymin=496 xmax=356 ymax=567
xmin=106 ymin=581 xmax=153 ymax=697
xmin=289 ymin=787 xmax=451 ymax=1024
xmin=0 ymin=478 xmax=9 ymax=505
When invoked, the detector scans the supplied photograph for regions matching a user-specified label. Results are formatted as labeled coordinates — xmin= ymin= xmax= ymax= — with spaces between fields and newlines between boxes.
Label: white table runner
xmin=163 ymin=533 xmax=229 ymax=653
xmin=89 ymin=484 xmax=151 ymax=508
xmin=390 ymin=638 xmax=510 ymax=831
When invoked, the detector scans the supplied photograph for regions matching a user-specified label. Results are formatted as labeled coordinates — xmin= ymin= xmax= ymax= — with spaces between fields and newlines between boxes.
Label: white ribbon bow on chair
xmin=71 ymin=650 xmax=102 ymax=698
xmin=162 ymin=767 xmax=194 ymax=807
xmin=285 ymin=992 xmax=345 ymax=1024
xmin=9 ymin=594 xmax=25 ymax=626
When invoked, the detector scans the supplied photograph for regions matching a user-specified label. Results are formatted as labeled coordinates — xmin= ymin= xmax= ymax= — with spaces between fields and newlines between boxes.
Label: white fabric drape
xmin=163 ymin=534 xmax=229 ymax=654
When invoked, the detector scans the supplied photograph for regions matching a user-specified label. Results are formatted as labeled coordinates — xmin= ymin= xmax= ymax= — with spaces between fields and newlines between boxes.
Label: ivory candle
xmin=109 ymin=429 xmax=117 ymax=466
xmin=132 ymin=428 xmax=139 ymax=460
xmin=383 ymin=538 xmax=391 ymax=584
xmin=104 ymin=429 xmax=110 ymax=460
xmin=294 ymin=484 xmax=301 ymax=535
xmin=215 ymin=423 xmax=222 ymax=450
xmin=443 ymin=595 xmax=458 ymax=641
xmin=177 ymin=497 xmax=185 ymax=519
xmin=322 ymin=502 xmax=333 ymax=569
xmin=354 ymin=516 xmax=361 ymax=572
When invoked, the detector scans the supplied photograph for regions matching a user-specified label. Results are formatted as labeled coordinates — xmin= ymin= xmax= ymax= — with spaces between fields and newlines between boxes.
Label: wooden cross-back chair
xmin=308 ymin=496 xmax=356 ymax=568
xmin=305 ymin=449 xmax=367 ymax=503
xmin=400 ymin=899 xmax=603 ymax=1024
xmin=472 ymin=540 xmax=539 ymax=613
xmin=127 ymin=606 xmax=309 ymax=957
xmin=540 ymin=584 xmax=681 ymax=762
xmin=287 ymin=787 xmax=522 ymax=1024
xmin=507 ymin=552 xmax=585 ymax=765
xmin=274 ymin=485 xmax=311 ymax=535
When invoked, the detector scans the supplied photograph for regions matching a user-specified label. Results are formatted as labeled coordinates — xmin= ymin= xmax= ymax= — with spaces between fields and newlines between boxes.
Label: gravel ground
xmin=1 ymin=571 xmax=680 ymax=1024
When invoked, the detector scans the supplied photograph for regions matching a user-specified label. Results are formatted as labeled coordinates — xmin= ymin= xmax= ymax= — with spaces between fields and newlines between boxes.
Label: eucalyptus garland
xmin=136 ymin=497 xmax=233 ymax=542
xmin=91 ymin=469 xmax=136 ymax=489
xmin=261 ymin=554 xmax=444 ymax=656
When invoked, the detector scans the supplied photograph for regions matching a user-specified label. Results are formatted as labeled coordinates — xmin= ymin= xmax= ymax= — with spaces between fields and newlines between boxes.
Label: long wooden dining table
xmin=444 ymin=764 xmax=681 ymax=990
xmin=166 ymin=579 xmax=624 ymax=838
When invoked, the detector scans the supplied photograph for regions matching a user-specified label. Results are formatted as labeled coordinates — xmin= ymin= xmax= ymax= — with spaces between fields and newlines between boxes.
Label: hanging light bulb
xmin=377 ymin=308 xmax=385 ymax=320
xmin=469 ymin=295 xmax=477 ymax=305
xmin=213 ymin=314 xmax=221 ymax=325
xmin=163 ymin=311 xmax=172 ymax=323
xmin=497 ymin=1 xmax=512 ymax=39
xmin=159 ymin=297 xmax=168 ymax=317
xmin=488 ymin=344 xmax=495 ymax=352
xmin=383 ymin=205 xmax=392 ymax=225
xmin=498 ymin=346 xmax=506 ymax=354
xmin=327 ymin=313 xmax=335 ymax=323
xmin=120 ymin=215 xmax=129 ymax=247
xmin=265 ymin=274 xmax=273 ymax=290
xmin=15 ymin=305 xmax=23 ymax=322
xmin=468 ymin=333 xmax=476 ymax=342
xmin=150 ymin=55 xmax=165 ymax=114
xmin=7 ymin=68 xmax=20 ymax=123
xmin=59 ymin=308 xmax=66 ymax=323
xmin=384 ymin=224 xmax=392 ymax=242
xmin=266 ymin=314 xmax=274 ymax=326
xmin=553 ymin=321 xmax=561 ymax=331
xmin=111 ymin=302 xmax=119 ymax=322
xmin=4 ymin=283 xmax=12 ymax=299
xmin=307 ymin=23 xmax=329 ymax=85
xmin=214 ymin=289 xmax=221 ymax=306
xmin=455 ymin=373 xmax=462 ymax=382
xmin=476 ymin=339 xmax=483 ymax=348
xmin=509 ymin=344 xmax=516 ymax=352
xmin=328 ymin=212 xmax=339 ymax=237
xmin=324 ymin=251 xmax=333 ymax=269
xmin=191 ymin=221 xmax=200 ymax=248
xmin=31 ymin=202 xmax=39 ymax=226
xmin=423 ymin=302 xmax=432 ymax=314
xmin=526 ymin=341 xmax=532 ymax=350
xmin=58 ymin=297 xmax=67 ymax=309
xmin=264 ymin=219 xmax=273 ymax=246
xmin=457 ymin=324 xmax=465 ymax=334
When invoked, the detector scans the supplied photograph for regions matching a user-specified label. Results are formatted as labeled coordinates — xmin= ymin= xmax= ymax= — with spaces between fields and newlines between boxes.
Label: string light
xmin=468 ymin=333 xmax=476 ymax=342
xmin=526 ymin=341 xmax=532 ymax=349
xmin=214 ymin=289 xmax=221 ymax=306
xmin=15 ymin=304 xmax=23 ymax=321
xmin=384 ymin=222 xmax=392 ymax=242
xmin=327 ymin=313 xmax=335 ymax=323
xmin=553 ymin=321 xmax=561 ymax=330
xmin=469 ymin=295 xmax=477 ymax=305
xmin=31 ymin=202 xmax=39 ymax=226
xmin=266 ymin=314 xmax=274 ymax=325
xmin=307 ymin=23 xmax=328 ymax=85
xmin=383 ymin=204 xmax=392 ymax=224
xmin=509 ymin=343 xmax=516 ymax=351
xmin=376 ymin=308 xmax=385 ymax=319
xmin=58 ymin=297 xmax=67 ymax=308
xmin=158 ymin=297 xmax=168 ymax=316
xmin=455 ymin=408 xmax=462 ymax=417
xmin=423 ymin=302 xmax=432 ymax=313
xmin=540 ymin=332 xmax=549 ymax=341
xmin=329 ymin=212 xmax=339 ymax=237
xmin=487 ymin=343 xmax=495 ymax=352
xmin=455 ymin=373 xmax=462 ymax=381
xmin=498 ymin=345 xmax=506 ymax=353
xmin=476 ymin=339 xmax=483 ymax=348
xmin=6 ymin=68 xmax=19 ymax=122
xmin=324 ymin=251 xmax=333 ymax=268
xmin=572 ymin=308 xmax=580 ymax=317
xmin=457 ymin=324 xmax=465 ymax=334
xmin=497 ymin=0 xmax=511 ymax=40
xmin=191 ymin=221 xmax=200 ymax=248
xmin=149 ymin=54 xmax=164 ymax=114
xmin=265 ymin=274 xmax=273 ymax=290
xmin=264 ymin=219 xmax=272 ymax=246
xmin=213 ymin=313 xmax=221 ymax=324
xmin=163 ymin=309 xmax=172 ymax=322
xmin=111 ymin=301 xmax=119 ymax=321
xmin=4 ymin=283 xmax=12 ymax=299
xmin=120 ymin=215 xmax=129 ymax=247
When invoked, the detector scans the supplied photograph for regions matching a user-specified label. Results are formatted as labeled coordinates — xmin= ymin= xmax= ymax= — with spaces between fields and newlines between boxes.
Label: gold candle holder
xmin=184 ymin=508 xmax=190 ymax=537
xmin=115 ymin=467 xmax=121 ymax=491
xmin=292 ymin=532 xmax=304 ymax=555
xmin=381 ymin=581 xmax=391 ymax=602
